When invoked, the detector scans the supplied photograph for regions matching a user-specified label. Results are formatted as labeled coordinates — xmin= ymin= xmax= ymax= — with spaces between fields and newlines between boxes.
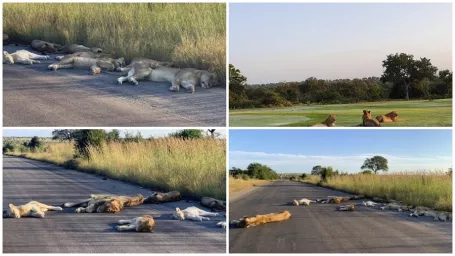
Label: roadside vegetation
xmin=3 ymin=3 xmax=226 ymax=85
xmin=3 ymin=129 xmax=226 ymax=199
xmin=229 ymin=163 xmax=279 ymax=193
xmin=229 ymin=176 xmax=270 ymax=194
xmin=301 ymin=156 xmax=452 ymax=211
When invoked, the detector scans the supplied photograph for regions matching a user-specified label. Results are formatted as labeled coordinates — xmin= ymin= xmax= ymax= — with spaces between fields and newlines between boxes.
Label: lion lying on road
xmin=54 ymin=51 xmax=114 ymax=61
xmin=31 ymin=39 xmax=62 ymax=54
xmin=4 ymin=50 xmax=50 ymax=65
xmin=48 ymin=56 xmax=125 ymax=75
xmin=362 ymin=110 xmax=381 ymax=127
xmin=63 ymin=194 xmax=144 ymax=213
xmin=3 ymin=201 xmax=62 ymax=218
xmin=311 ymin=114 xmax=336 ymax=127
xmin=376 ymin=111 xmax=402 ymax=123
xmin=337 ymin=204 xmax=355 ymax=211
xmin=116 ymin=57 xmax=174 ymax=72
xmin=317 ymin=196 xmax=350 ymax=204
xmin=380 ymin=203 xmax=412 ymax=212
xmin=143 ymin=191 xmax=181 ymax=204
xmin=293 ymin=198 xmax=316 ymax=206
xmin=116 ymin=215 xmax=155 ymax=232
xmin=409 ymin=206 xmax=452 ymax=221
xmin=59 ymin=43 xmax=103 ymax=54
xmin=230 ymin=210 xmax=291 ymax=228
xmin=172 ymin=206 xmax=219 ymax=221
xmin=201 ymin=197 xmax=226 ymax=211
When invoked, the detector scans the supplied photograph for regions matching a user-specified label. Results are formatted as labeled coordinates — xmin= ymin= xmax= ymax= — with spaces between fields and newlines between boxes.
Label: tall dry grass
xmin=7 ymin=138 xmax=226 ymax=199
xmin=3 ymin=3 xmax=226 ymax=84
xmin=229 ymin=176 xmax=271 ymax=194
xmin=324 ymin=172 xmax=452 ymax=211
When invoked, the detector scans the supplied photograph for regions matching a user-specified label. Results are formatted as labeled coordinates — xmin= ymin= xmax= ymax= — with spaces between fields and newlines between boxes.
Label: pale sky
xmin=230 ymin=3 xmax=452 ymax=84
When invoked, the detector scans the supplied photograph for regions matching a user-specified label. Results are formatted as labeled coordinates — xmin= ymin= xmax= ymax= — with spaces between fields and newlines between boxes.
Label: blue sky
xmin=229 ymin=130 xmax=452 ymax=173
xmin=3 ymin=129 xmax=226 ymax=138
xmin=230 ymin=3 xmax=452 ymax=84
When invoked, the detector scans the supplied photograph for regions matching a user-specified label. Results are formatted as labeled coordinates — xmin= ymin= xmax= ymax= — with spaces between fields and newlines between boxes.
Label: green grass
xmin=321 ymin=172 xmax=452 ymax=212
xmin=230 ymin=99 xmax=452 ymax=127
xmin=3 ymin=3 xmax=226 ymax=85
xmin=6 ymin=138 xmax=226 ymax=199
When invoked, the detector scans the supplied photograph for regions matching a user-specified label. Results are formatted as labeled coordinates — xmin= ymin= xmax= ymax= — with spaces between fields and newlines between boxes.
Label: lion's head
xmin=172 ymin=207 xmax=185 ymax=220
xmin=115 ymin=57 xmax=126 ymax=68
xmin=3 ymin=51 xmax=14 ymax=64
xmin=386 ymin=111 xmax=398 ymax=120
xmin=293 ymin=199 xmax=300 ymax=206
xmin=362 ymin=110 xmax=372 ymax=120
xmin=4 ymin=204 xmax=20 ymax=218
xmin=98 ymin=199 xmax=123 ymax=213
xmin=200 ymin=71 xmax=217 ymax=88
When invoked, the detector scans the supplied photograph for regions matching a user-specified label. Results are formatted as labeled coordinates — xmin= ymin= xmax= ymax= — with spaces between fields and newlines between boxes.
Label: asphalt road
xmin=3 ymin=156 xmax=226 ymax=253
xmin=3 ymin=44 xmax=226 ymax=127
xmin=229 ymin=180 xmax=452 ymax=253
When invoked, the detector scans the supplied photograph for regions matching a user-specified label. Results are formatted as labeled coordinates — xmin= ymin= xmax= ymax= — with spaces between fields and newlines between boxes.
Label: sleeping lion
xmin=62 ymin=194 xmax=144 ymax=213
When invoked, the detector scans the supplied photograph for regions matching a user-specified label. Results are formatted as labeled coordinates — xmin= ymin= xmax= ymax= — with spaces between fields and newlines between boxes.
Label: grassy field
xmin=230 ymin=99 xmax=452 ymax=127
xmin=3 ymin=3 xmax=226 ymax=85
xmin=229 ymin=176 xmax=271 ymax=194
xmin=7 ymin=138 xmax=226 ymax=199
xmin=305 ymin=172 xmax=452 ymax=211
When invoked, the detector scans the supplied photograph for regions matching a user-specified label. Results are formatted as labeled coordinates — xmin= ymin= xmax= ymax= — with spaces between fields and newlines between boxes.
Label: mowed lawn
xmin=230 ymin=99 xmax=452 ymax=127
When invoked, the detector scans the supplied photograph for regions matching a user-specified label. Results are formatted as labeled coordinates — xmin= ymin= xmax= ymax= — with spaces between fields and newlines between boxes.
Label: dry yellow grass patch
xmin=229 ymin=176 xmax=271 ymax=194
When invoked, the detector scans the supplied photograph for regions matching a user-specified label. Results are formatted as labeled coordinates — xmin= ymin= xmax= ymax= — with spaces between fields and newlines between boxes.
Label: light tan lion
xmin=150 ymin=66 xmax=217 ymax=92
xmin=3 ymin=50 xmax=50 ymax=65
xmin=362 ymin=110 xmax=381 ymax=127
xmin=143 ymin=191 xmax=181 ymax=204
xmin=230 ymin=210 xmax=291 ymax=228
xmin=337 ymin=205 xmax=355 ymax=211
xmin=172 ymin=206 xmax=219 ymax=221
xmin=3 ymin=201 xmax=62 ymax=218
xmin=59 ymin=44 xmax=103 ymax=54
xmin=201 ymin=197 xmax=226 ymax=211
xmin=54 ymin=51 xmax=114 ymax=61
xmin=293 ymin=198 xmax=316 ymax=206
xmin=63 ymin=194 xmax=144 ymax=213
xmin=376 ymin=111 xmax=401 ymax=123
xmin=31 ymin=40 xmax=62 ymax=54
xmin=311 ymin=114 xmax=336 ymax=127
xmin=380 ymin=203 xmax=412 ymax=212
xmin=116 ymin=57 xmax=174 ymax=72
xmin=48 ymin=56 xmax=125 ymax=75
xmin=116 ymin=215 xmax=156 ymax=232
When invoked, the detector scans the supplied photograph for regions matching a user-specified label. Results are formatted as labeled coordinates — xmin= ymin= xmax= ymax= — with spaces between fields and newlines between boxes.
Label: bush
xmin=3 ymin=142 xmax=15 ymax=153
xmin=73 ymin=129 xmax=107 ymax=158
xmin=169 ymin=129 xmax=203 ymax=140
xmin=361 ymin=170 xmax=373 ymax=175
xmin=300 ymin=173 xmax=308 ymax=179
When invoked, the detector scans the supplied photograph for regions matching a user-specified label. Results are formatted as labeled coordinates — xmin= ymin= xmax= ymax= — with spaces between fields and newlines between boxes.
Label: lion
xmin=48 ymin=56 xmax=125 ymax=75
xmin=337 ymin=204 xmax=355 ymax=211
xmin=311 ymin=114 xmax=336 ymax=127
xmin=143 ymin=191 xmax=181 ymax=204
xmin=409 ymin=206 xmax=432 ymax=217
xmin=380 ymin=203 xmax=412 ymax=212
xmin=318 ymin=196 xmax=350 ymax=204
xmin=3 ymin=201 xmax=62 ymax=218
xmin=362 ymin=110 xmax=381 ymax=127
xmin=230 ymin=210 xmax=291 ymax=228
xmin=54 ymin=51 xmax=114 ymax=61
xmin=362 ymin=201 xmax=379 ymax=207
xmin=116 ymin=215 xmax=155 ymax=232
xmin=59 ymin=43 xmax=103 ymax=54
xmin=201 ymin=197 xmax=226 ymax=211
xmin=31 ymin=39 xmax=62 ymax=54
xmin=216 ymin=221 xmax=227 ymax=228
xmin=376 ymin=111 xmax=401 ymax=123
xmin=172 ymin=206 xmax=219 ymax=221
xmin=116 ymin=57 xmax=174 ymax=72
xmin=293 ymin=198 xmax=316 ymax=206
xmin=3 ymin=50 xmax=50 ymax=65
xmin=63 ymin=194 xmax=144 ymax=213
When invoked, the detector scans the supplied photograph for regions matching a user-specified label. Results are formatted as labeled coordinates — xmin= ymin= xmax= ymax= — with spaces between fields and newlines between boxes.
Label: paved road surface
xmin=229 ymin=181 xmax=452 ymax=253
xmin=3 ymin=44 xmax=226 ymax=127
xmin=3 ymin=156 xmax=226 ymax=253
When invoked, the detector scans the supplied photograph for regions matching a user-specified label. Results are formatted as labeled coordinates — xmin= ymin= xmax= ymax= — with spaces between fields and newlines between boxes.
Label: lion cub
xmin=172 ymin=206 xmax=219 ymax=221
xmin=3 ymin=201 xmax=62 ymax=218
xmin=116 ymin=215 xmax=155 ymax=232
xmin=312 ymin=114 xmax=336 ymax=127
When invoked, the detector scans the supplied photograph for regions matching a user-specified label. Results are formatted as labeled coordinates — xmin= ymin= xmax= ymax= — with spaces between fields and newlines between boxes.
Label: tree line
xmin=230 ymin=163 xmax=280 ymax=180
xmin=230 ymin=53 xmax=452 ymax=109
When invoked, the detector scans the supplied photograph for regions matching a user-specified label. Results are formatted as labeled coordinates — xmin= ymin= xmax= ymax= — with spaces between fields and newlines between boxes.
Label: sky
xmin=229 ymin=130 xmax=452 ymax=173
xmin=230 ymin=3 xmax=452 ymax=84
xmin=3 ymin=129 xmax=226 ymax=138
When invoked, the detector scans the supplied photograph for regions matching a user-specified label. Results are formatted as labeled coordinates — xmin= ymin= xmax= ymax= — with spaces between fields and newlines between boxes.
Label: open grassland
xmin=305 ymin=172 xmax=452 ymax=211
xmin=7 ymin=138 xmax=226 ymax=199
xmin=229 ymin=176 xmax=271 ymax=194
xmin=3 ymin=3 xmax=226 ymax=85
xmin=230 ymin=99 xmax=452 ymax=127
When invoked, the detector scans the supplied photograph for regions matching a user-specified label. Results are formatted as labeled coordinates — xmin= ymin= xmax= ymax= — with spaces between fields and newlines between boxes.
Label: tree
xmin=106 ymin=129 xmax=120 ymax=142
xmin=169 ymin=129 xmax=203 ymax=140
xmin=361 ymin=156 xmax=388 ymax=174
xmin=229 ymin=64 xmax=248 ymax=108
xmin=381 ymin=53 xmax=437 ymax=100
xmin=439 ymin=69 xmax=453 ymax=95
xmin=28 ymin=136 xmax=42 ymax=152
xmin=246 ymin=163 xmax=279 ymax=180
xmin=311 ymin=165 xmax=323 ymax=175
xmin=320 ymin=166 xmax=334 ymax=181
xmin=52 ymin=129 xmax=74 ymax=141
xmin=73 ymin=130 xmax=107 ymax=158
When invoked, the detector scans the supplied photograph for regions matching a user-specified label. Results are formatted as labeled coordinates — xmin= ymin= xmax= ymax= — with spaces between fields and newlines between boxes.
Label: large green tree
xmin=52 ymin=129 xmax=75 ymax=141
xmin=361 ymin=156 xmax=388 ymax=174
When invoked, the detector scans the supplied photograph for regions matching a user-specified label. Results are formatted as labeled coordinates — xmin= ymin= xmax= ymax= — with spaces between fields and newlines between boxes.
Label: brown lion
xmin=201 ymin=197 xmax=226 ymax=211
xmin=63 ymin=194 xmax=144 ymax=213
xmin=312 ymin=114 xmax=336 ymax=127
xmin=230 ymin=210 xmax=291 ymax=228
xmin=376 ymin=111 xmax=401 ymax=123
xmin=31 ymin=40 xmax=62 ymax=54
xmin=143 ymin=191 xmax=181 ymax=204
xmin=116 ymin=215 xmax=156 ymax=232
xmin=337 ymin=205 xmax=355 ymax=211
xmin=362 ymin=110 xmax=380 ymax=127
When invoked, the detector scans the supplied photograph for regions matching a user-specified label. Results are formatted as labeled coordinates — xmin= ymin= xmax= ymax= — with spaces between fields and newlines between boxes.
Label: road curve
xmin=3 ymin=156 xmax=226 ymax=253
xmin=3 ymin=44 xmax=226 ymax=127
xmin=229 ymin=180 xmax=451 ymax=253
